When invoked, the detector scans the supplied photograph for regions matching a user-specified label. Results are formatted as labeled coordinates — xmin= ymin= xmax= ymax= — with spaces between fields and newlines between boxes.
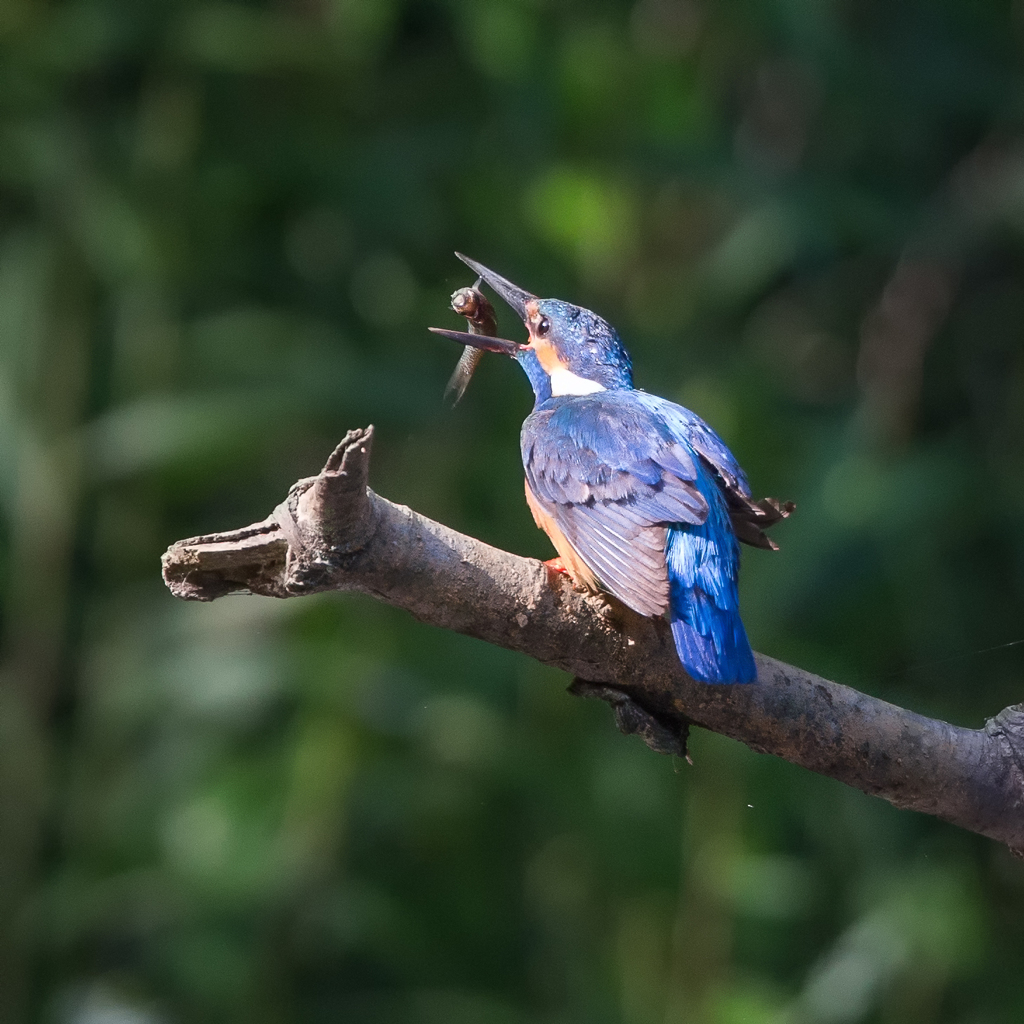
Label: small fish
xmin=444 ymin=278 xmax=498 ymax=404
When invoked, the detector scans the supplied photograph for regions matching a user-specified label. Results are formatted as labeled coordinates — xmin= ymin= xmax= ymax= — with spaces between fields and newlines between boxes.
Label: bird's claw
xmin=568 ymin=679 xmax=692 ymax=760
xmin=543 ymin=557 xmax=590 ymax=596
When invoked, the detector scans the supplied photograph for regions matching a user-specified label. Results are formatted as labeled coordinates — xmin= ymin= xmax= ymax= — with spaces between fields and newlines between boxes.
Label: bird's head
xmin=430 ymin=255 xmax=633 ymax=403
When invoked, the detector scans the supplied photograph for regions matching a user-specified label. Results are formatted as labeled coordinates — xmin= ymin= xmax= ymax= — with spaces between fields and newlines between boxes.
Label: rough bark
xmin=161 ymin=426 xmax=1024 ymax=854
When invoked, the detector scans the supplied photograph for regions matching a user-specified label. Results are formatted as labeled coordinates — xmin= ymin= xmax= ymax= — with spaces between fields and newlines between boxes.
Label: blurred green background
xmin=1 ymin=0 xmax=1023 ymax=1021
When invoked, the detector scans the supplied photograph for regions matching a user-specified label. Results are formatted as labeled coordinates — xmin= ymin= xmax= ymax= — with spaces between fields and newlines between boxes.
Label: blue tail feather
xmin=669 ymin=587 xmax=756 ymax=684
xmin=666 ymin=519 xmax=756 ymax=685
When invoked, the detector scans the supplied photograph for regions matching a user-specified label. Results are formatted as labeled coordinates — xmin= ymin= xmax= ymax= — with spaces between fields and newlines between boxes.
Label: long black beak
xmin=455 ymin=253 xmax=536 ymax=322
xmin=428 ymin=327 xmax=523 ymax=356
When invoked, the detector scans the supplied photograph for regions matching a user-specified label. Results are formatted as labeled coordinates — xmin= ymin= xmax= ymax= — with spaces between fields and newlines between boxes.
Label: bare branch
xmin=162 ymin=427 xmax=1024 ymax=854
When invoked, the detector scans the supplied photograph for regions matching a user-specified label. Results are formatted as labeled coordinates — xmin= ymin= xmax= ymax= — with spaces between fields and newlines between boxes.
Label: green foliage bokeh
xmin=0 ymin=0 xmax=1022 ymax=1021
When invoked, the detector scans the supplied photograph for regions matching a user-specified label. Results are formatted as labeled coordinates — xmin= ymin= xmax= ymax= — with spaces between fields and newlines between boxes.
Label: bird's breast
xmin=523 ymin=479 xmax=599 ymax=593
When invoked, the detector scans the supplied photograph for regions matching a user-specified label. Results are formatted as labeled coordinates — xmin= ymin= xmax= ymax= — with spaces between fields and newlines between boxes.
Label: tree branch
xmin=162 ymin=427 xmax=1024 ymax=854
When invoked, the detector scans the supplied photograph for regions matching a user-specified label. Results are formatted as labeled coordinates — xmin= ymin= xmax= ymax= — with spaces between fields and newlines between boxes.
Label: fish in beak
xmin=444 ymin=280 xmax=496 ymax=404
xmin=429 ymin=255 xmax=534 ymax=358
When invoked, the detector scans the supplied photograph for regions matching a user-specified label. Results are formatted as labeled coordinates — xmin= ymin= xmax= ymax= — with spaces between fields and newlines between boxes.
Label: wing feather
xmin=522 ymin=394 xmax=730 ymax=618
xmin=570 ymin=503 xmax=664 ymax=568
xmin=562 ymin=506 xmax=669 ymax=616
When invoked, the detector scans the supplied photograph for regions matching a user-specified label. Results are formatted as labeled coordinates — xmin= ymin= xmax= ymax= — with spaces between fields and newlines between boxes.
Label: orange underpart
xmin=524 ymin=479 xmax=599 ymax=592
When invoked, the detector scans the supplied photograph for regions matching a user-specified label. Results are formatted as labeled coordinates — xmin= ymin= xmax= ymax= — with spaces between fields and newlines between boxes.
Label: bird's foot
xmin=568 ymin=679 xmax=692 ymax=761
xmin=542 ymin=557 xmax=592 ymax=596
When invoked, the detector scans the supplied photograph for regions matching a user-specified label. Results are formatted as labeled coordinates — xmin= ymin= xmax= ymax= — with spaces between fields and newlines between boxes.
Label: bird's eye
xmin=536 ymin=316 xmax=551 ymax=337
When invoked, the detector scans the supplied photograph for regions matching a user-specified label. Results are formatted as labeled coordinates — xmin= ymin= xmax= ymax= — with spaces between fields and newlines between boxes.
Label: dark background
xmin=0 ymin=0 xmax=1022 ymax=1021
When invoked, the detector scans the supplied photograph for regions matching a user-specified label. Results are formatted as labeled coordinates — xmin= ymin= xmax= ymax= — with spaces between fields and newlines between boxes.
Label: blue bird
xmin=430 ymin=255 xmax=792 ymax=684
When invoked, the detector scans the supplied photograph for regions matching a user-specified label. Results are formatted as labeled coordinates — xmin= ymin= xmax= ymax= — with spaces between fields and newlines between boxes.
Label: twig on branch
xmin=162 ymin=426 xmax=1024 ymax=854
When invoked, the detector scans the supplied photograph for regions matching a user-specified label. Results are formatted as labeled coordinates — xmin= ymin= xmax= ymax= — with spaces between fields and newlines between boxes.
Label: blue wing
xmin=523 ymin=392 xmax=757 ymax=684
xmin=634 ymin=391 xmax=792 ymax=552
xmin=630 ymin=391 xmax=751 ymax=496
xmin=523 ymin=394 xmax=707 ymax=617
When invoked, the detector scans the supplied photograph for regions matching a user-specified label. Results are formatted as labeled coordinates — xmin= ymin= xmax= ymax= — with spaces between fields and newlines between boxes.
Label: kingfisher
xmin=430 ymin=254 xmax=792 ymax=684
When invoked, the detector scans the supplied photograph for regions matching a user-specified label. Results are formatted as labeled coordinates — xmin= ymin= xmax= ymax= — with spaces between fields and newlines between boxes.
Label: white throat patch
xmin=549 ymin=367 xmax=606 ymax=396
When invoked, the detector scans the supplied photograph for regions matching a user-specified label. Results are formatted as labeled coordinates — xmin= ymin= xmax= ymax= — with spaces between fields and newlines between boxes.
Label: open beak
xmin=428 ymin=327 xmax=523 ymax=356
xmin=428 ymin=254 xmax=536 ymax=358
xmin=455 ymin=253 xmax=536 ymax=322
